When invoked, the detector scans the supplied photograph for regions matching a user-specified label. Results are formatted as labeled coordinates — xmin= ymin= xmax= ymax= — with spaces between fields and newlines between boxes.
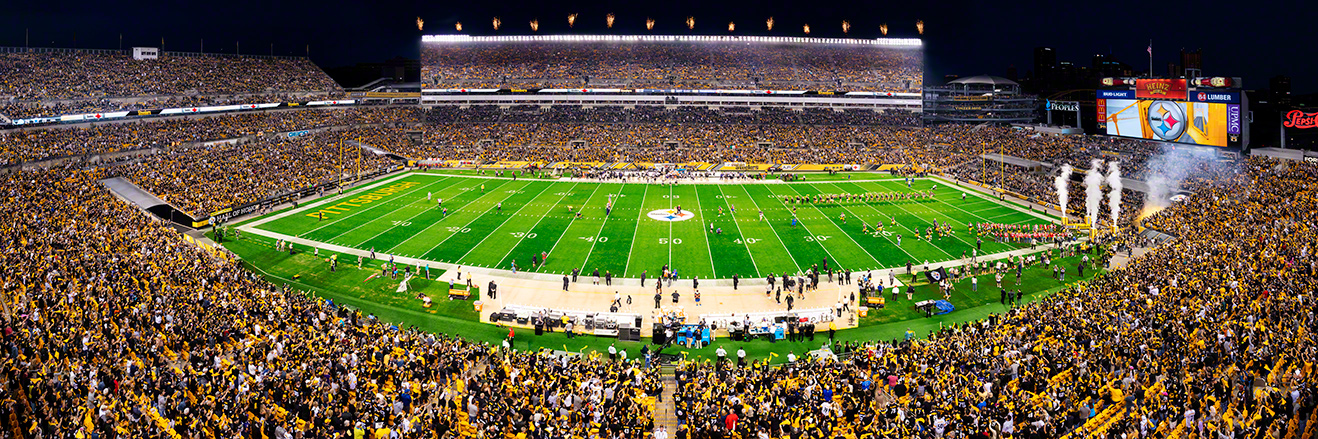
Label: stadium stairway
xmin=653 ymin=364 xmax=681 ymax=433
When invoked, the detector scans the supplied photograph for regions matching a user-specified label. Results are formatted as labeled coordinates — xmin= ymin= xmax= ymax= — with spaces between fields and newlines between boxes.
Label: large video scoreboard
xmin=1097 ymin=78 xmax=1245 ymax=148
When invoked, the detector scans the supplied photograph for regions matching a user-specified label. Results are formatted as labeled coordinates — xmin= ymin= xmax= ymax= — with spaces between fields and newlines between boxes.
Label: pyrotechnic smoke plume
xmin=1055 ymin=164 xmax=1073 ymax=219
xmin=1085 ymin=160 xmax=1105 ymax=226
xmin=1107 ymin=163 xmax=1123 ymax=228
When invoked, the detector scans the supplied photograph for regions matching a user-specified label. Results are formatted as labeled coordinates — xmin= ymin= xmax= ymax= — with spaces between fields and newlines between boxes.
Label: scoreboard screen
xmin=1097 ymin=79 xmax=1243 ymax=147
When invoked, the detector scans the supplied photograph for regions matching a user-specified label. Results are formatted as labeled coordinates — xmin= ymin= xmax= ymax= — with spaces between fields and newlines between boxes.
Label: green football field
xmin=244 ymin=171 xmax=1055 ymax=279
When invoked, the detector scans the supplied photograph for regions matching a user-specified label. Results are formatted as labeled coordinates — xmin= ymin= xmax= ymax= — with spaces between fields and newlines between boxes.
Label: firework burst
xmin=728 ymin=21 xmax=735 ymax=32
xmin=880 ymin=23 xmax=888 ymax=36
xmin=530 ymin=19 xmax=538 ymax=32
xmin=455 ymin=22 xmax=463 ymax=32
xmin=416 ymin=17 xmax=424 ymax=31
xmin=686 ymin=16 xmax=694 ymax=30
xmin=492 ymin=17 xmax=501 ymax=31
xmin=646 ymin=18 xmax=655 ymax=30
xmin=606 ymin=13 xmax=615 ymax=28
xmin=803 ymin=24 xmax=810 ymax=35
xmin=568 ymin=13 xmax=577 ymax=28
xmin=766 ymin=17 xmax=774 ymax=31
xmin=842 ymin=20 xmax=850 ymax=34
xmin=917 ymin=20 xmax=924 ymax=35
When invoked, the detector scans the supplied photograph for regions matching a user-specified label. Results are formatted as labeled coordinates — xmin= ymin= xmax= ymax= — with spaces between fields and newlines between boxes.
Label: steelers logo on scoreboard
xmin=647 ymin=209 xmax=695 ymax=222
xmin=1146 ymin=100 xmax=1187 ymax=141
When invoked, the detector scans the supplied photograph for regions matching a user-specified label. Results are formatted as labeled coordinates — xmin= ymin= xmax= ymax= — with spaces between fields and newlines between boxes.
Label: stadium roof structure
xmin=421 ymin=34 xmax=922 ymax=47
xmin=948 ymin=75 xmax=1019 ymax=87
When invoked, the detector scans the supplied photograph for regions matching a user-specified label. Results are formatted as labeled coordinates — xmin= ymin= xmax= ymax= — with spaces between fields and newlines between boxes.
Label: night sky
xmin=3 ymin=0 xmax=1313 ymax=93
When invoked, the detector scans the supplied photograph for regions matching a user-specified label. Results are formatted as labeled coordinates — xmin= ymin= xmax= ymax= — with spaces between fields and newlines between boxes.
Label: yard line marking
xmin=316 ymin=179 xmax=463 ymax=242
xmin=453 ymin=181 xmax=560 ymax=263
xmin=350 ymin=179 xmax=511 ymax=249
xmin=297 ymin=177 xmax=454 ymax=238
xmin=563 ymin=183 xmax=621 ymax=274
xmin=688 ymin=185 xmax=718 ymax=277
xmin=838 ymin=181 xmax=979 ymax=257
xmin=387 ymin=180 xmax=529 ymax=255
xmin=714 ymin=185 xmax=759 ymax=277
xmin=829 ymin=181 xmax=962 ymax=258
xmin=495 ymin=181 xmax=586 ymax=267
xmin=619 ymin=184 xmax=650 ymax=275
xmin=812 ymin=183 xmax=920 ymax=264
xmin=529 ymin=183 xmax=607 ymax=272
xmin=734 ymin=185 xmax=803 ymax=275
xmin=779 ymin=184 xmax=880 ymax=270
xmin=668 ymin=184 xmax=674 ymax=269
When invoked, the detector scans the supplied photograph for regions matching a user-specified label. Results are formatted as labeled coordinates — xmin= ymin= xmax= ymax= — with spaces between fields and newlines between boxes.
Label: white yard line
xmin=619 ymin=184 xmax=650 ymax=275
xmin=528 ymin=183 xmax=604 ymax=274
xmin=391 ymin=180 xmax=532 ymax=255
xmin=714 ymin=185 xmax=760 ymax=276
xmin=814 ymin=183 xmax=921 ymax=263
xmin=452 ymin=181 xmax=559 ymax=263
xmin=735 ymin=186 xmax=804 ymax=275
xmin=568 ymin=183 xmax=626 ymax=274
xmin=297 ymin=177 xmax=452 ymax=238
xmin=689 ymin=185 xmax=719 ymax=277
xmin=350 ymin=180 xmax=509 ymax=250
xmin=321 ymin=179 xmax=469 ymax=244
xmin=778 ymin=184 xmax=881 ymax=269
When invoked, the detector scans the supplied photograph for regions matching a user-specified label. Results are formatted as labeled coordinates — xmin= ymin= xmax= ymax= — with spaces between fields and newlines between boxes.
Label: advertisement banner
xmin=1227 ymin=105 xmax=1241 ymax=135
xmin=1282 ymin=110 xmax=1318 ymax=129
xmin=1098 ymin=89 xmax=1136 ymax=99
xmin=1191 ymin=91 xmax=1240 ymax=104
xmin=1046 ymin=100 xmax=1080 ymax=112
xmin=1096 ymin=99 xmax=1107 ymax=124
xmin=1135 ymin=79 xmax=1187 ymax=100
xmin=1106 ymin=99 xmax=1232 ymax=146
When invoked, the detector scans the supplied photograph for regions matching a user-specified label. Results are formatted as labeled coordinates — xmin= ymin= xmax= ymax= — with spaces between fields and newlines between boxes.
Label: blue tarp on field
xmin=934 ymin=300 xmax=955 ymax=315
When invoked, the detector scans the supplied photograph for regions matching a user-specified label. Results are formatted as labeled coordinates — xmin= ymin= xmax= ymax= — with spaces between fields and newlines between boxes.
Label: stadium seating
xmin=422 ymin=41 xmax=922 ymax=92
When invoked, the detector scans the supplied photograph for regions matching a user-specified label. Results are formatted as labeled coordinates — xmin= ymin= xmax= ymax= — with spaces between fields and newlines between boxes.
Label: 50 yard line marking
xmin=715 ymin=184 xmax=759 ymax=277
xmin=452 ymin=181 xmax=559 ymax=263
xmin=495 ymin=181 xmax=584 ymax=269
xmin=297 ymin=176 xmax=453 ymax=238
xmin=619 ymin=184 xmax=650 ymax=276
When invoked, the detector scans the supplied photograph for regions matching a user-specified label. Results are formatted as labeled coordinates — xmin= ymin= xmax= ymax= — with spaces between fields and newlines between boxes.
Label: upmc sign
xmin=1283 ymin=110 xmax=1318 ymax=129
xmin=1135 ymin=79 xmax=1187 ymax=100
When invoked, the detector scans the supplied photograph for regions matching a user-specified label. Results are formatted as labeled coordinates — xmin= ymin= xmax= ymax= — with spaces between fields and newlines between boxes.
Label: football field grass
xmin=245 ymin=171 xmax=1054 ymax=279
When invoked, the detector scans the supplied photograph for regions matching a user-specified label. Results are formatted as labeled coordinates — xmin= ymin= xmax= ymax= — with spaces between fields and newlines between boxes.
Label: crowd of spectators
xmin=421 ymin=41 xmax=922 ymax=92
xmin=0 ymin=52 xmax=340 ymax=102
xmin=0 ymin=106 xmax=419 ymax=166
xmin=0 ymin=168 xmax=657 ymax=438
xmin=115 ymin=130 xmax=399 ymax=215
xmin=1 ymin=92 xmax=345 ymax=120
xmin=673 ymin=156 xmax=1317 ymax=438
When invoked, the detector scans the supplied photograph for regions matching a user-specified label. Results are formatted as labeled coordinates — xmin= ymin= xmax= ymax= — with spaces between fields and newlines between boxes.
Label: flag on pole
xmin=1147 ymin=44 xmax=1152 ymax=56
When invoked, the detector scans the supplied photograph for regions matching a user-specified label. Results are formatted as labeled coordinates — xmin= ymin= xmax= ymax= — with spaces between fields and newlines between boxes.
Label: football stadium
xmin=1 ymin=3 xmax=1315 ymax=439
